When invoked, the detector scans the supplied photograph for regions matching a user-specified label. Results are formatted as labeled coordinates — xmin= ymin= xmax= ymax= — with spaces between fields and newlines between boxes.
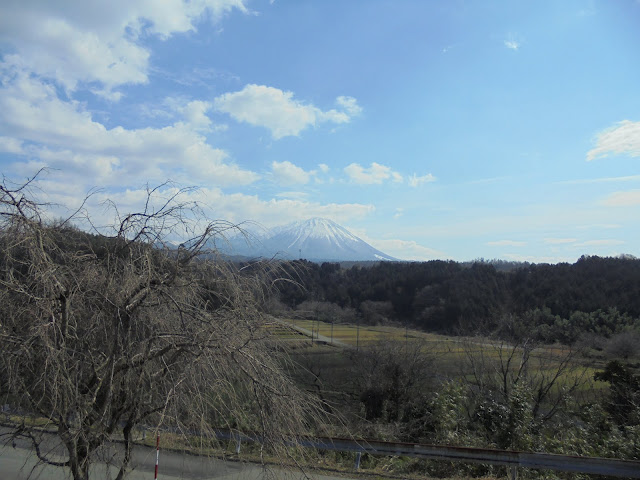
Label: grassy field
xmin=278 ymin=318 xmax=463 ymax=351
xmin=272 ymin=317 xmax=609 ymax=400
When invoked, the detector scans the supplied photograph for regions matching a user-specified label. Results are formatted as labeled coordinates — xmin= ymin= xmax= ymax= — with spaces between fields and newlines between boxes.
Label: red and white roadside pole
xmin=154 ymin=434 xmax=160 ymax=479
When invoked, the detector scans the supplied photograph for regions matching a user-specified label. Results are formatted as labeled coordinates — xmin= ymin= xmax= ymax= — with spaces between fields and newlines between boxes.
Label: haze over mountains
xmin=217 ymin=218 xmax=398 ymax=262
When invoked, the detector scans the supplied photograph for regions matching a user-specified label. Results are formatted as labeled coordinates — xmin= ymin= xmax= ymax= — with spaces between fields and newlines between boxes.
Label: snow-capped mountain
xmin=218 ymin=218 xmax=398 ymax=262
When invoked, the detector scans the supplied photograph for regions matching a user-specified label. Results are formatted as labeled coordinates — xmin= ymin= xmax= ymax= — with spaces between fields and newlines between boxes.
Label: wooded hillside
xmin=273 ymin=256 xmax=640 ymax=343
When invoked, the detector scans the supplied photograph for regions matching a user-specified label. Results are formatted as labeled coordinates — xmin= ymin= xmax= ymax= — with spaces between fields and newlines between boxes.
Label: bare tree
xmin=350 ymin=339 xmax=434 ymax=423
xmin=0 ymin=175 xmax=321 ymax=480
xmin=461 ymin=325 xmax=590 ymax=450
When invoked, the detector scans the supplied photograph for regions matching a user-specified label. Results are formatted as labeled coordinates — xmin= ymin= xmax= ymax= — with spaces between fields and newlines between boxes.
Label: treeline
xmin=273 ymin=255 xmax=640 ymax=343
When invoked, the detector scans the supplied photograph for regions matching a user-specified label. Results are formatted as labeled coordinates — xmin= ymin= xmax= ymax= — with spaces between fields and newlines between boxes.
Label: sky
xmin=0 ymin=0 xmax=639 ymax=263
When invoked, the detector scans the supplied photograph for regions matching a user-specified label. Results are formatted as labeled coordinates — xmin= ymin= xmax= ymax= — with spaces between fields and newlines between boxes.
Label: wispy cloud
xmin=335 ymin=96 xmax=362 ymax=116
xmin=344 ymin=162 xmax=403 ymax=185
xmin=543 ymin=238 xmax=577 ymax=245
xmin=189 ymin=187 xmax=375 ymax=228
xmin=347 ymin=227 xmax=445 ymax=261
xmin=487 ymin=240 xmax=526 ymax=247
xmin=573 ymin=239 xmax=625 ymax=247
xmin=558 ymin=175 xmax=640 ymax=185
xmin=408 ymin=173 xmax=436 ymax=187
xmin=601 ymin=189 xmax=640 ymax=207
xmin=0 ymin=136 xmax=24 ymax=154
xmin=504 ymin=39 xmax=520 ymax=50
xmin=274 ymin=191 xmax=309 ymax=200
xmin=503 ymin=33 xmax=522 ymax=51
xmin=587 ymin=120 xmax=640 ymax=161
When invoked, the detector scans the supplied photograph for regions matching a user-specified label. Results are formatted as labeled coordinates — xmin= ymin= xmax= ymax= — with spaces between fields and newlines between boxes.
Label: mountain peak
xmin=277 ymin=217 xmax=360 ymax=245
xmin=221 ymin=218 xmax=398 ymax=262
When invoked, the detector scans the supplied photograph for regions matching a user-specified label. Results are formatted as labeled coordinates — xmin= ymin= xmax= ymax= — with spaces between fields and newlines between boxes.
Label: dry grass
xmin=275 ymin=318 xmax=606 ymax=395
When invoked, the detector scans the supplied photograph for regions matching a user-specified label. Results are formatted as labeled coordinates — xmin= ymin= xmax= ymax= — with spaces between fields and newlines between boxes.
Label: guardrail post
xmin=354 ymin=451 xmax=362 ymax=470
xmin=509 ymin=465 xmax=518 ymax=479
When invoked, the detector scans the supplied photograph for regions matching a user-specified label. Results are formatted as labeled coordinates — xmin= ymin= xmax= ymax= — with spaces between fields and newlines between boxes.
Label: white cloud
xmin=179 ymin=100 xmax=214 ymax=132
xmin=504 ymin=33 xmax=522 ymax=51
xmin=214 ymin=84 xmax=360 ymax=139
xmin=335 ymin=96 xmax=362 ymax=116
xmin=271 ymin=160 xmax=312 ymax=185
xmin=347 ymin=227 xmax=444 ymax=261
xmin=375 ymin=239 xmax=443 ymax=261
xmin=408 ymin=173 xmax=436 ymax=187
xmin=189 ymin=188 xmax=375 ymax=227
xmin=0 ymin=0 xmax=248 ymax=94
xmin=587 ymin=120 xmax=640 ymax=161
xmin=543 ymin=238 xmax=577 ymax=245
xmin=343 ymin=167 xmax=434 ymax=187
xmin=0 ymin=136 xmax=24 ymax=154
xmin=0 ymin=75 xmax=258 ymax=188
xmin=21 ymin=179 xmax=375 ymax=234
xmin=573 ymin=239 xmax=625 ymax=247
xmin=504 ymin=40 xmax=520 ymax=50
xmin=487 ymin=240 xmax=526 ymax=247
xmin=274 ymin=191 xmax=309 ymax=200
xmin=318 ymin=163 xmax=330 ymax=173
xmin=344 ymin=162 xmax=403 ymax=185
xmin=394 ymin=208 xmax=404 ymax=219
xmin=601 ymin=190 xmax=640 ymax=206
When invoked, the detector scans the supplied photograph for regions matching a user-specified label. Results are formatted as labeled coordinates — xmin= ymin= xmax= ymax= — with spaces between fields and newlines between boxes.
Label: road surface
xmin=0 ymin=430 xmax=351 ymax=480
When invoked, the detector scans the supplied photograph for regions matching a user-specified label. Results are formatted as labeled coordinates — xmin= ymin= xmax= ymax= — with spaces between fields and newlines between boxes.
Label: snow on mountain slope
xmin=217 ymin=218 xmax=398 ymax=262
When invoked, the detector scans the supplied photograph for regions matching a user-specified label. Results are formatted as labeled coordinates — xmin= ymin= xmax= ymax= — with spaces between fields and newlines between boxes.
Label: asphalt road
xmin=0 ymin=429 xmax=351 ymax=480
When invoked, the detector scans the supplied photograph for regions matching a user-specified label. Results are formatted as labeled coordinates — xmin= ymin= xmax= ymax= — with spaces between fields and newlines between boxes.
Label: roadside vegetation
xmin=274 ymin=317 xmax=640 ymax=478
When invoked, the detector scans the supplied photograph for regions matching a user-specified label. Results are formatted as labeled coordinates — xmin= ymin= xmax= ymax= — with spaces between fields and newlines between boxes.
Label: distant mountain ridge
xmin=216 ymin=218 xmax=398 ymax=262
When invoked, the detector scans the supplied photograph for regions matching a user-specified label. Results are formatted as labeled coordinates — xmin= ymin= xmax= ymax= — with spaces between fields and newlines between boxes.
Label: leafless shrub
xmin=461 ymin=331 xmax=590 ymax=450
xmin=349 ymin=339 xmax=434 ymax=423
xmin=605 ymin=331 xmax=640 ymax=360
xmin=0 ymin=174 xmax=323 ymax=480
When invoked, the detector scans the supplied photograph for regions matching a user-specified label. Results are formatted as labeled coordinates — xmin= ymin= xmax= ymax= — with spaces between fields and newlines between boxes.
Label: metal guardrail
xmin=3 ymin=410 xmax=638 ymax=478
xmin=216 ymin=430 xmax=640 ymax=478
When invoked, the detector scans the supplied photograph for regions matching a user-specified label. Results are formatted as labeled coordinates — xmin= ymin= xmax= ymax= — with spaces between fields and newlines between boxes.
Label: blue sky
xmin=1 ymin=0 xmax=639 ymax=262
